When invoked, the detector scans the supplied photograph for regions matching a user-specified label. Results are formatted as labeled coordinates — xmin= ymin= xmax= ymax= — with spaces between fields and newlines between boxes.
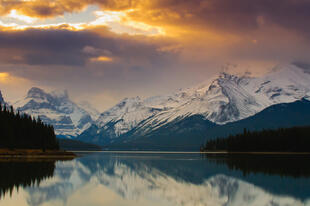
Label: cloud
xmin=0 ymin=26 xmax=176 ymax=66
xmin=0 ymin=0 xmax=87 ymax=18
xmin=2 ymin=0 xmax=308 ymax=66
xmin=0 ymin=0 xmax=310 ymax=110
xmin=2 ymin=0 xmax=310 ymax=36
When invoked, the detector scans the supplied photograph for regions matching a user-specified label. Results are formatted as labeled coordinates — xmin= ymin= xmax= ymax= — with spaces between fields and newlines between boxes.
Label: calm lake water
xmin=1 ymin=152 xmax=310 ymax=206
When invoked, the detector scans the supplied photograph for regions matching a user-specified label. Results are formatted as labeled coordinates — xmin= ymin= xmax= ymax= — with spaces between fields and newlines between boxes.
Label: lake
xmin=0 ymin=152 xmax=310 ymax=206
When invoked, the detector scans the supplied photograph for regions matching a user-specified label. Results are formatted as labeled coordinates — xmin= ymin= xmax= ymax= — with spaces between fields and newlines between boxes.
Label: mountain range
xmin=78 ymin=63 xmax=310 ymax=149
xmin=2 ymin=62 xmax=310 ymax=150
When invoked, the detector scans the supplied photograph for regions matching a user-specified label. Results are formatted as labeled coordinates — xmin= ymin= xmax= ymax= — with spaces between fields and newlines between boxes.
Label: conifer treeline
xmin=206 ymin=155 xmax=310 ymax=177
xmin=201 ymin=126 xmax=310 ymax=152
xmin=0 ymin=104 xmax=59 ymax=150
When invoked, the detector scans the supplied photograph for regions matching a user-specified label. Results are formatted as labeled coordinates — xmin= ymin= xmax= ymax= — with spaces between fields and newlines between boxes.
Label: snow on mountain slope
xmin=0 ymin=91 xmax=4 ymax=104
xmin=78 ymin=101 xmax=100 ymax=120
xmin=96 ymin=97 xmax=163 ymax=136
xmin=0 ymin=90 xmax=9 ymax=107
xmin=93 ymin=63 xmax=310 ymax=138
xmin=14 ymin=87 xmax=99 ymax=137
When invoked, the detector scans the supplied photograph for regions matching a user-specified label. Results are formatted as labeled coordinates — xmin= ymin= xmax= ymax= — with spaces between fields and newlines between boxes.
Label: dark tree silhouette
xmin=0 ymin=104 xmax=59 ymax=150
xmin=202 ymin=126 xmax=310 ymax=152
xmin=0 ymin=161 xmax=56 ymax=199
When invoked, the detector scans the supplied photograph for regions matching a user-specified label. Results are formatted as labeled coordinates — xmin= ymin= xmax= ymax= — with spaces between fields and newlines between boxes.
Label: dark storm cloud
xmin=0 ymin=28 xmax=96 ymax=65
xmin=0 ymin=27 xmax=175 ymax=66
xmin=126 ymin=0 xmax=310 ymax=36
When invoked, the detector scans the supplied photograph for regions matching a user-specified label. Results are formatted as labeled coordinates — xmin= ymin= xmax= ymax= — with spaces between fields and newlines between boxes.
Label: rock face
xmin=0 ymin=91 xmax=4 ymax=104
xmin=14 ymin=87 xmax=100 ymax=138
xmin=79 ymin=63 xmax=310 ymax=146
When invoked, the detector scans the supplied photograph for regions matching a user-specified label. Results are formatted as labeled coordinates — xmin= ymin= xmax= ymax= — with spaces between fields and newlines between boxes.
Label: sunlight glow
xmin=6 ymin=10 xmax=38 ymax=24
xmin=0 ymin=72 xmax=10 ymax=83
xmin=90 ymin=56 xmax=113 ymax=62
xmin=0 ymin=8 xmax=165 ymax=36
xmin=0 ymin=21 xmax=86 ymax=31
xmin=90 ymin=9 xmax=165 ymax=36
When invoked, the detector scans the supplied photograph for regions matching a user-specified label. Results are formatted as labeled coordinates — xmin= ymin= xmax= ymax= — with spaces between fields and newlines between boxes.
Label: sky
xmin=0 ymin=0 xmax=309 ymax=111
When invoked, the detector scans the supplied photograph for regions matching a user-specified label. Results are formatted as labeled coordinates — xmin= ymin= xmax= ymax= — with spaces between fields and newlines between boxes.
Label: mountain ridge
xmin=78 ymin=63 xmax=310 ymax=147
xmin=83 ymin=98 xmax=310 ymax=150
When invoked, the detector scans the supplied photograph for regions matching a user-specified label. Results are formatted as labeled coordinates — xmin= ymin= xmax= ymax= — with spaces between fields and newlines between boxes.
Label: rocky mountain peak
xmin=27 ymin=87 xmax=49 ymax=99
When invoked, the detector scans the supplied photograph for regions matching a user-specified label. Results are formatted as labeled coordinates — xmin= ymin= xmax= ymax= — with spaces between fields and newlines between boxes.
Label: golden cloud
xmin=90 ymin=56 xmax=113 ymax=62
xmin=0 ymin=0 xmax=309 ymax=68
xmin=0 ymin=0 xmax=87 ymax=18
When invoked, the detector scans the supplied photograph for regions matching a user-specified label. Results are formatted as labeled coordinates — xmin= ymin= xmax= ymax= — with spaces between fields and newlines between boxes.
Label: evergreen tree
xmin=202 ymin=126 xmax=310 ymax=152
xmin=0 ymin=104 xmax=59 ymax=150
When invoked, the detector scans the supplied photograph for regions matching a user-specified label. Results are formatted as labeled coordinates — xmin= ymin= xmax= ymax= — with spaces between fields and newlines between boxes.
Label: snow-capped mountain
xmin=80 ymin=63 xmax=310 ymax=144
xmin=95 ymin=96 xmax=162 ymax=137
xmin=14 ymin=87 xmax=100 ymax=137
xmin=139 ymin=63 xmax=310 ymax=127
xmin=78 ymin=101 xmax=100 ymax=120
xmin=0 ymin=91 xmax=4 ymax=104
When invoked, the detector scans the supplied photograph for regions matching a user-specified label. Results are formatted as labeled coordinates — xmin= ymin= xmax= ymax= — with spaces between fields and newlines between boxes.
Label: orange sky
xmin=0 ymin=0 xmax=310 ymax=110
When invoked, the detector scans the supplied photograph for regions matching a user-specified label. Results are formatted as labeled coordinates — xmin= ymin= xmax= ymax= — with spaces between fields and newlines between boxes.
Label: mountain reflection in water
xmin=0 ymin=153 xmax=310 ymax=206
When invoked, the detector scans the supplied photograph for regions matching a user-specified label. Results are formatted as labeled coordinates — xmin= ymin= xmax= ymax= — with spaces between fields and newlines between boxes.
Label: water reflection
xmin=1 ymin=153 xmax=310 ymax=206
xmin=0 ymin=160 xmax=55 ymax=199
xmin=205 ymin=154 xmax=310 ymax=178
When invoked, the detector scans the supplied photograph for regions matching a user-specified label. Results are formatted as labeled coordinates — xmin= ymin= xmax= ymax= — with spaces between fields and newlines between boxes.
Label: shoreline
xmin=201 ymin=151 xmax=310 ymax=155
xmin=72 ymin=150 xmax=310 ymax=155
xmin=0 ymin=149 xmax=76 ymax=159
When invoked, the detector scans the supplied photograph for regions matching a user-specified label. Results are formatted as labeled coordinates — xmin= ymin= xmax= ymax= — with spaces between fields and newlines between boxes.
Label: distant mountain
xmin=57 ymin=138 xmax=101 ymax=151
xmin=6 ymin=62 xmax=310 ymax=149
xmin=78 ymin=63 xmax=310 ymax=148
xmin=81 ymin=99 xmax=310 ymax=150
xmin=14 ymin=87 xmax=100 ymax=138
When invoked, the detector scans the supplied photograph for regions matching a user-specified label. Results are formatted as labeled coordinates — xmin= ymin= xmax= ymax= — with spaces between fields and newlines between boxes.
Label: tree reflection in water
xmin=204 ymin=154 xmax=310 ymax=178
xmin=0 ymin=160 xmax=56 ymax=199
